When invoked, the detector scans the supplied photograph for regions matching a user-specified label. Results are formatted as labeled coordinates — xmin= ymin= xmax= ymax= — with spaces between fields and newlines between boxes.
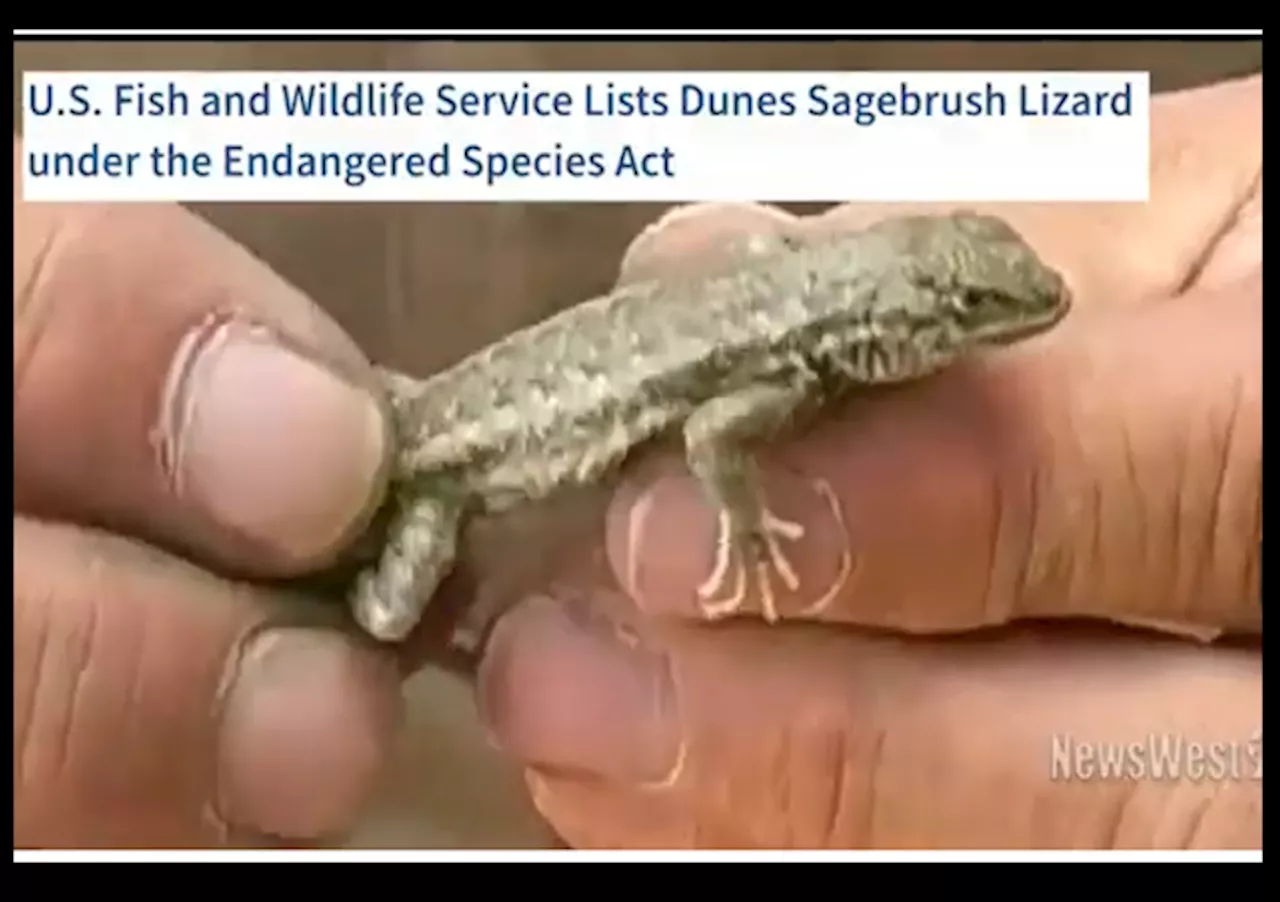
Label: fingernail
xmin=477 ymin=595 xmax=681 ymax=784
xmin=163 ymin=319 xmax=388 ymax=568
xmin=216 ymin=627 xmax=403 ymax=840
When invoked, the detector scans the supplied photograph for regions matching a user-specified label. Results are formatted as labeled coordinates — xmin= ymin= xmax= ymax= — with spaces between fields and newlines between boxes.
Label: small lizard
xmin=350 ymin=211 xmax=1072 ymax=643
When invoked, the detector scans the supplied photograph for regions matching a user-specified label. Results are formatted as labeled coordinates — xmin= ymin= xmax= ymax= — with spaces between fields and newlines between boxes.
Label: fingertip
xmin=604 ymin=460 xmax=854 ymax=624
xmin=617 ymin=202 xmax=799 ymax=285
xmin=165 ymin=317 xmax=392 ymax=573
xmin=13 ymin=198 xmax=391 ymax=576
xmin=604 ymin=464 xmax=710 ymax=615
xmin=477 ymin=592 xmax=681 ymax=786
xmin=216 ymin=626 xmax=404 ymax=840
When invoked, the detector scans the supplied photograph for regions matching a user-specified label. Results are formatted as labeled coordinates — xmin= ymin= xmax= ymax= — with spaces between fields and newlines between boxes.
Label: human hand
xmin=476 ymin=75 xmax=1263 ymax=849
xmin=13 ymin=137 xmax=403 ymax=847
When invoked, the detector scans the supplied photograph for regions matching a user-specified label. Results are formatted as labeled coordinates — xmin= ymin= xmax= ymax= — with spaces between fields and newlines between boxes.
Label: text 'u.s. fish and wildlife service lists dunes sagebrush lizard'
xmin=346 ymin=211 xmax=1073 ymax=644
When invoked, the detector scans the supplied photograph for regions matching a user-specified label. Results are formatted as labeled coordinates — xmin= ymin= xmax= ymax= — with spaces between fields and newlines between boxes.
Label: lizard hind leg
xmin=683 ymin=382 xmax=812 ymax=624
xmin=350 ymin=487 xmax=464 ymax=643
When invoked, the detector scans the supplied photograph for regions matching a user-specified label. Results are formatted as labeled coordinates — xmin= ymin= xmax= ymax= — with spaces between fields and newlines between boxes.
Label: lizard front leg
xmin=349 ymin=486 xmax=464 ymax=643
xmin=684 ymin=381 xmax=825 ymax=623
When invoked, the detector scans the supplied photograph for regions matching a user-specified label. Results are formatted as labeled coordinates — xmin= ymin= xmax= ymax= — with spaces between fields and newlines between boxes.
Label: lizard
xmin=348 ymin=211 xmax=1072 ymax=644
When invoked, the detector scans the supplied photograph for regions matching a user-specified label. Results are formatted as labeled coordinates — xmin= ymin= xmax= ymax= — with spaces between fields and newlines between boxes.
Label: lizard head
xmin=887 ymin=211 xmax=1073 ymax=348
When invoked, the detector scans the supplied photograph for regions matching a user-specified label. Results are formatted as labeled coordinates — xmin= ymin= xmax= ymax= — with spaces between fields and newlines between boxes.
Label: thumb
xmin=14 ymin=137 xmax=389 ymax=577
xmin=479 ymin=596 xmax=1262 ymax=850
xmin=606 ymin=275 xmax=1260 ymax=637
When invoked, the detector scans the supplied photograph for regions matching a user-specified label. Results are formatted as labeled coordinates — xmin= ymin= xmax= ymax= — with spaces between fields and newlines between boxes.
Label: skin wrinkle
xmin=47 ymin=567 xmax=93 ymax=790
xmin=12 ymin=208 xmax=79 ymax=402
xmin=1164 ymin=377 xmax=1196 ymax=622
xmin=1009 ymin=444 xmax=1043 ymax=622
xmin=1119 ymin=410 xmax=1149 ymax=595
xmin=12 ymin=228 xmax=56 ymax=390
xmin=1028 ymin=781 xmax=1080 ymax=849
xmin=1193 ymin=376 xmax=1235 ymax=620
xmin=1105 ymin=713 xmax=1252 ymax=850
xmin=1145 ymin=782 xmax=1223 ymax=850
xmin=1096 ymin=782 xmax=1132 ymax=849
xmin=1022 ymin=348 xmax=1087 ymax=617
xmin=763 ymin=659 xmax=893 ymax=848
xmin=975 ymin=422 xmax=1004 ymax=625
xmin=1028 ymin=309 xmax=1168 ymax=625
xmin=1203 ymin=781 xmax=1260 ymax=848
xmin=1088 ymin=470 xmax=1106 ymax=610
xmin=814 ymin=724 xmax=848 ymax=848
xmin=777 ymin=726 xmax=796 ymax=849
xmin=16 ymin=560 xmax=80 ymax=812
xmin=853 ymin=725 xmax=885 ymax=849
xmin=816 ymin=716 xmax=874 ymax=849
xmin=1184 ymin=293 xmax=1258 ymax=627
xmin=1172 ymin=167 xmax=1262 ymax=297
xmin=1246 ymin=481 xmax=1261 ymax=608
xmin=61 ymin=569 xmax=103 ymax=797
xmin=1170 ymin=387 xmax=1194 ymax=618
xmin=14 ymin=564 xmax=54 ymax=795
xmin=1173 ymin=788 xmax=1218 ymax=849
xmin=1101 ymin=379 xmax=1139 ymax=609
xmin=794 ymin=717 xmax=831 ymax=847
xmin=775 ymin=701 xmax=812 ymax=847
xmin=1218 ymin=372 xmax=1259 ymax=615
xmin=1065 ymin=361 xmax=1104 ymax=614
xmin=119 ymin=575 xmax=155 ymax=763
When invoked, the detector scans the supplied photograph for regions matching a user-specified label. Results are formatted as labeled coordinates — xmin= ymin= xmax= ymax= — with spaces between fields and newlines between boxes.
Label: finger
xmin=619 ymin=76 xmax=1261 ymax=313
xmin=13 ymin=516 xmax=403 ymax=847
xmin=479 ymin=595 xmax=1261 ymax=850
xmin=811 ymin=74 xmax=1263 ymax=307
xmin=608 ymin=270 xmax=1260 ymax=635
xmin=14 ymin=139 xmax=390 ymax=577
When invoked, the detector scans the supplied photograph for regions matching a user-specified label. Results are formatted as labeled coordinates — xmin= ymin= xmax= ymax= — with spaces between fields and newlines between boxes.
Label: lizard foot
xmin=695 ymin=478 xmax=854 ymax=623
xmin=696 ymin=506 xmax=805 ymax=623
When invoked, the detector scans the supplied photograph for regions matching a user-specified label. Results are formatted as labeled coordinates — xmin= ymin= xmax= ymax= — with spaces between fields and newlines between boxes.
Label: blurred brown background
xmin=13 ymin=39 xmax=1262 ymax=849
